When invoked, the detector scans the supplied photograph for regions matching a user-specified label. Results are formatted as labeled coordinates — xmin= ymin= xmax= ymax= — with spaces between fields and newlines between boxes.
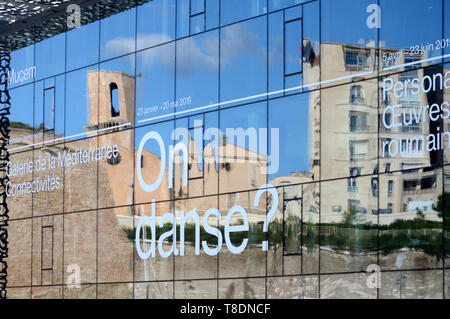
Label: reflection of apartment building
xmin=320 ymin=42 xmax=443 ymax=223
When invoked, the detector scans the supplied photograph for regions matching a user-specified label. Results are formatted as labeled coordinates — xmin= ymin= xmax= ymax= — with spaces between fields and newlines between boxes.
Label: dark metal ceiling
xmin=0 ymin=0 xmax=152 ymax=52
xmin=0 ymin=0 xmax=72 ymax=25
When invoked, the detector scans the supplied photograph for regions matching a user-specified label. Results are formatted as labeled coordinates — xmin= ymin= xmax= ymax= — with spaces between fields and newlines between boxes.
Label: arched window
xmin=110 ymin=82 xmax=120 ymax=117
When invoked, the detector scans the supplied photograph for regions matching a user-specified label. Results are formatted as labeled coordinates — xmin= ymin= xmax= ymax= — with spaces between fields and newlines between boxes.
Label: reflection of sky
xmin=137 ymin=0 xmax=176 ymax=50
xmin=11 ymin=0 xmax=448 ymax=176
xmin=100 ymin=7 xmax=136 ymax=61
xmin=322 ymin=0 xmax=444 ymax=57
xmin=380 ymin=0 xmax=442 ymax=54
xmin=10 ymin=85 xmax=34 ymax=127
xmin=10 ymin=0 xmax=312 ymax=179
xmin=269 ymin=94 xmax=310 ymax=178
xmin=220 ymin=16 xmax=267 ymax=105
xmin=220 ymin=102 xmax=267 ymax=154
xmin=65 ymin=65 xmax=97 ymax=138
xmin=176 ymin=30 xmax=219 ymax=115
xmin=322 ymin=0 xmax=377 ymax=46
xmin=67 ymin=21 xmax=99 ymax=71
xmin=35 ymin=33 xmax=65 ymax=80
xmin=9 ymin=45 xmax=34 ymax=89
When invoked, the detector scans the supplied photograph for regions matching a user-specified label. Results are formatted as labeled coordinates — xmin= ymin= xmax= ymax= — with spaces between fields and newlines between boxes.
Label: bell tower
xmin=87 ymin=70 xmax=136 ymax=212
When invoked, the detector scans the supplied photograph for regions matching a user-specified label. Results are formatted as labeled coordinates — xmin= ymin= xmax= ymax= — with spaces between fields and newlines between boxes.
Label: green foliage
xmin=124 ymin=213 xmax=449 ymax=260
xmin=416 ymin=209 xmax=425 ymax=220
xmin=343 ymin=208 xmax=358 ymax=225
xmin=436 ymin=193 xmax=450 ymax=229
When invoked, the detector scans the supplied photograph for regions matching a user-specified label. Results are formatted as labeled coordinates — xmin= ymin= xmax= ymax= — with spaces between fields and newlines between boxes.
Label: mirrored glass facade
xmin=3 ymin=0 xmax=450 ymax=299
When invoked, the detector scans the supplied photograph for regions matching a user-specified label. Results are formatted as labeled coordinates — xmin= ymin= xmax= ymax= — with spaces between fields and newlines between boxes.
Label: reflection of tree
xmin=284 ymin=215 xmax=301 ymax=254
xmin=436 ymin=193 xmax=450 ymax=229
xmin=124 ymin=212 xmax=448 ymax=260
xmin=343 ymin=208 xmax=357 ymax=226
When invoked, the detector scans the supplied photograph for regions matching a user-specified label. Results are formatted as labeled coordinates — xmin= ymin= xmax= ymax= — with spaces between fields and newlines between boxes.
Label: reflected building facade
xmin=2 ymin=0 xmax=450 ymax=299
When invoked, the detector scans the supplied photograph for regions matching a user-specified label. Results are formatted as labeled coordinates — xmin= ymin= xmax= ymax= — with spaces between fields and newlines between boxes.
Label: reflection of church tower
xmin=87 ymin=70 xmax=135 ymax=129
xmin=87 ymin=70 xmax=135 ymax=213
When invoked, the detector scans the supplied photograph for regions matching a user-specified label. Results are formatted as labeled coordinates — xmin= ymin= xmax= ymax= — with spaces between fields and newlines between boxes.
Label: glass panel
xmin=321 ymin=0 xmax=377 ymax=85
xmin=32 ymin=215 xmax=63 ymax=286
xmin=380 ymin=0 xmax=443 ymax=73
xmin=98 ymin=56 xmax=135 ymax=122
xmin=176 ymin=30 xmax=218 ymax=117
xmin=134 ymin=121 xmax=175 ymax=203
xmin=221 ymin=0 xmax=267 ymax=25
xmin=190 ymin=13 xmax=205 ymax=35
xmin=219 ymin=102 xmax=267 ymax=194
xmin=6 ymin=151 xmax=33 ymax=220
xmin=9 ymin=45 xmax=35 ymax=89
xmin=301 ymin=183 xmax=319 ymax=274
xmin=269 ymin=94 xmax=317 ymax=186
xmin=320 ymin=273 xmax=377 ymax=299
xmin=268 ymin=11 xmax=284 ymax=98
xmin=267 ymin=276 xmax=318 ymax=299
xmin=379 ymin=168 xmax=443 ymax=270
xmin=174 ymin=280 xmax=217 ymax=299
xmin=284 ymin=199 xmax=301 ymax=255
xmin=6 ymin=288 xmax=31 ymax=299
xmin=284 ymin=5 xmax=302 ymax=21
xmin=134 ymin=282 xmax=173 ymax=299
xmin=66 ymin=21 xmax=99 ymax=71
xmin=34 ymin=76 xmax=64 ymax=146
xmin=220 ymin=17 xmax=267 ymax=107
xmin=322 ymin=82 xmax=378 ymax=180
xmin=98 ymin=129 xmax=134 ymax=208
xmin=64 ymin=212 xmax=97 ymax=285
xmin=218 ymin=190 xmax=266 ymax=278
xmin=269 ymin=0 xmax=306 ymax=12
xmin=285 ymin=19 xmax=302 ymax=75
xmin=191 ymin=0 xmax=205 ymax=15
xmin=284 ymin=73 xmax=302 ymax=94
xmin=219 ymin=278 xmax=265 ymax=299
xmin=302 ymin=0 xmax=320 ymax=87
xmin=97 ymin=283 xmax=133 ymax=299
xmin=32 ymin=286 xmax=62 ymax=299
xmin=137 ymin=0 xmax=176 ymax=50
xmin=177 ymin=0 xmax=190 ymax=38
xmin=380 ymin=270 xmax=443 ymax=299
xmin=98 ymin=207 xmax=133 ymax=283
xmin=63 ymin=137 xmax=98 ymax=213
xmin=136 ymin=43 xmax=175 ymax=125
xmin=32 ymin=145 xmax=64 ymax=217
xmin=322 ymin=0 xmax=377 ymax=47
xmin=100 ymin=6 xmax=136 ymax=61
xmin=204 ymin=111 xmax=219 ymax=195
xmin=205 ymin=0 xmax=219 ymax=30
xmin=174 ymin=197 xmax=218 ymax=280
xmin=35 ymin=33 xmax=65 ymax=81
xmin=6 ymin=219 xmax=32 ymax=287
xmin=134 ymin=202 xmax=175 ymax=282
xmin=321 ymin=176 xmax=378 ymax=273
xmin=8 ymin=84 xmax=34 ymax=153
xmin=65 ymin=65 xmax=99 ymax=141
xmin=63 ymin=285 xmax=96 ymax=299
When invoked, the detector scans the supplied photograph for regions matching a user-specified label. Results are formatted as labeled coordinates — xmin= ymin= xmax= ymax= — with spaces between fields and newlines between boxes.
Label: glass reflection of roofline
xmin=0 ymin=0 xmax=153 ymax=52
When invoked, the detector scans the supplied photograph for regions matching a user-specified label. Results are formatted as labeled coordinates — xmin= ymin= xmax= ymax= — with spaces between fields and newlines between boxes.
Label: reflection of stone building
xmin=87 ymin=70 xmax=269 ymax=222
